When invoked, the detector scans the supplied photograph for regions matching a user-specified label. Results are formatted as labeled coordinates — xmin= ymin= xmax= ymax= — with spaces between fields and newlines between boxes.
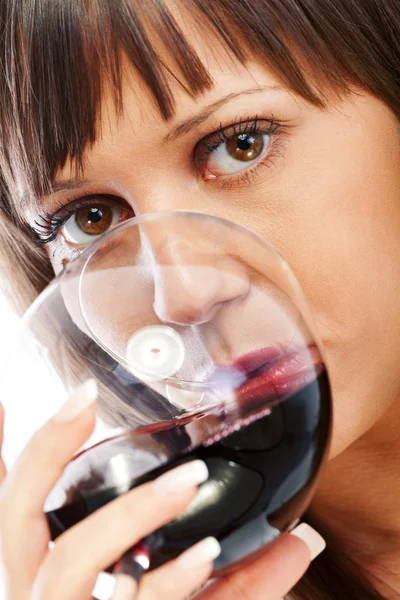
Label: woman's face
xmin=30 ymin=29 xmax=400 ymax=461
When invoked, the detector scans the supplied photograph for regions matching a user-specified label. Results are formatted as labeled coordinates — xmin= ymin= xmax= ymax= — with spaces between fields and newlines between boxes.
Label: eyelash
xmin=198 ymin=115 xmax=278 ymax=158
xmin=195 ymin=115 xmax=283 ymax=186
xmin=32 ymin=116 xmax=284 ymax=246
xmin=32 ymin=199 xmax=99 ymax=245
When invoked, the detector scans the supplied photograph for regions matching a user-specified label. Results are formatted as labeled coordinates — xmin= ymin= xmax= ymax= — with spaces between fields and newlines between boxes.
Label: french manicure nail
xmin=53 ymin=379 xmax=98 ymax=423
xmin=177 ymin=537 xmax=221 ymax=568
xmin=153 ymin=460 xmax=208 ymax=495
xmin=290 ymin=523 xmax=326 ymax=560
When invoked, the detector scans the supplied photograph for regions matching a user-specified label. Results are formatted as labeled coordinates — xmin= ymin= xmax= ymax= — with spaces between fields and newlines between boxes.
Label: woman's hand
xmin=0 ymin=381 xmax=218 ymax=600
xmin=195 ymin=523 xmax=325 ymax=600
xmin=0 ymin=379 xmax=326 ymax=600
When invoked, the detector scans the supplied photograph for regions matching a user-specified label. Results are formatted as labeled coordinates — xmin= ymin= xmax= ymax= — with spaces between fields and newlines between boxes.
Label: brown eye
xmin=61 ymin=203 xmax=132 ymax=246
xmin=226 ymin=133 xmax=264 ymax=162
xmin=198 ymin=128 xmax=271 ymax=179
xmin=75 ymin=205 xmax=113 ymax=235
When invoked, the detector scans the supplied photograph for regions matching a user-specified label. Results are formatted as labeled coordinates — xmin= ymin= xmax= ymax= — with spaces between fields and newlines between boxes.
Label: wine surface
xmin=46 ymin=371 xmax=331 ymax=572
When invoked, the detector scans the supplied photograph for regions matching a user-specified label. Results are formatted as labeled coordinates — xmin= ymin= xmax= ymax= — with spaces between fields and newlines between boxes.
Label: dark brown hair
xmin=0 ymin=0 xmax=399 ymax=597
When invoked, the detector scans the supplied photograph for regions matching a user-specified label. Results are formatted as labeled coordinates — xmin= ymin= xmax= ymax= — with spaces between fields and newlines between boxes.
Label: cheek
xmin=234 ymin=97 xmax=400 ymax=457
xmin=301 ymin=105 xmax=400 ymax=457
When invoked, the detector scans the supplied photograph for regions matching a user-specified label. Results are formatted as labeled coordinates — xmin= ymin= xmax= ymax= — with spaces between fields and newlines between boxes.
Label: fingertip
xmin=0 ymin=400 xmax=5 ymax=456
xmin=0 ymin=400 xmax=4 ymax=427
xmin=112 ymin=573 xmax=137 ymax=600
xmin=290 ymin=523 xmax=326 ymax=561
xmin=53 ymin=379 xmax=98 ymax=423
xmin=176 ymin=537 xmax=221 ymax=569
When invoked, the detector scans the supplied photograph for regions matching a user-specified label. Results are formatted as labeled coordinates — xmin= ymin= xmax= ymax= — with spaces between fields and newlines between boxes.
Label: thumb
xmin=196 ymin=523 xmax=325 ymax=600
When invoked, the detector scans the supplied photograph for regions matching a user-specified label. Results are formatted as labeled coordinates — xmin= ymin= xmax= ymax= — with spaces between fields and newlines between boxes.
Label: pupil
xmin=237 ymin=134 xmax=254 ymax=151
xmin=88 ymin=208 xmax=103 ymax=223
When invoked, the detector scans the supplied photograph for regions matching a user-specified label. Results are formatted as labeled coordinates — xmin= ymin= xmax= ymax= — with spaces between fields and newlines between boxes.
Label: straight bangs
xmin=0 ymin=0 xmax=398 ymax=221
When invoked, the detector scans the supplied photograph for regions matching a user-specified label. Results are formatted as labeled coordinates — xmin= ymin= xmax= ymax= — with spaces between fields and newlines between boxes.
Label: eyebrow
xmin=20 ymin=177 xmax=90 ymax=214
xmin=163 ymin=86 xmax=280 ymax=143
xmin=49 ymin=177 xmax=90 ymax=194
xmin=43 ymin=85 xmax=280 ymax=203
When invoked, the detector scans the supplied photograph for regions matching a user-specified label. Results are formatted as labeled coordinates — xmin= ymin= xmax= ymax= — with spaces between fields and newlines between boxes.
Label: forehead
xmin=56 ymin=59 xmax=287 ymax=183
xmin=16 ymin=0 xmax=332 ymax=218
xmin=54 ymin=0 xmax=303 ymax=184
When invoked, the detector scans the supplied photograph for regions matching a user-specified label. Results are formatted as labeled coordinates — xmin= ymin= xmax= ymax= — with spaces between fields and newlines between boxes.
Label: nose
xmin=153 ymin=262 xmax=249 ymax=325
xmin=143 ymin=230 xmax=250 ymax=326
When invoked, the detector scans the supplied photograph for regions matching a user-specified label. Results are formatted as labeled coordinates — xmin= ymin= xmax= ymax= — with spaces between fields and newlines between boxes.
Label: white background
xmin=0 ymin=291 xmax=19 ymax=600
xmin=0 ymin=290 xmax=117 ymax=599
xmin=0 ymin=291 xmax=21 ymax=464
xmin=0 ymin=289 xmax=62 ymax=467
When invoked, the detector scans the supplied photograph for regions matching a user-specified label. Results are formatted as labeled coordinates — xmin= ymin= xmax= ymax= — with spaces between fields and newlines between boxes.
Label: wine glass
xmin=2 ymin=211 xmax=332 ymax=576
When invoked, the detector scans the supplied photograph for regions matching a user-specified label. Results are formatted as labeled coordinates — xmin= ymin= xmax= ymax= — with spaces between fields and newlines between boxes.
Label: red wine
xmin=46 ymin=370 xmax=331 ymax=572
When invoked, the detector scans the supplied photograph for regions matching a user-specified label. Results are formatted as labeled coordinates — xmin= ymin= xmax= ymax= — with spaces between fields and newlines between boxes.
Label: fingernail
xmin=112 ymin=573 xmax=137 ymax=599
xmin=177 ymin=537 xmax=221 ymax=568
xmin=290 ymin=523 xmax=326 ymax=560
xmin=153 ymin=460 xmax=208 ymax=495
xmin=53 ymin=379 xmax=98 ymax=423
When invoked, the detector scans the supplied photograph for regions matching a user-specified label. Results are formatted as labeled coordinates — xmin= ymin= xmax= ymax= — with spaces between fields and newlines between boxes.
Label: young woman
xmin=0 ymin=0 xmax=399 ymax=598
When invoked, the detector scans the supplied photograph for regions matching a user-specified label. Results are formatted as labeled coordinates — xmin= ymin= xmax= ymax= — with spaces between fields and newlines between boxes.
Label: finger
xmin=113 ymin=574 xmax=138 ymax=599
xmin=34 ymin=460 xmax=209 ymax=600
xmin=196 ymin=524 xmax=326 ymax=600
xmin=0 ymin=401 xmax=7 ymax=483
xmin=0 ymin=380 xmax=98 ymax=597
xmin=0 ymin=379 xmax=98 ymax=518
xmin=136 ymin=537 xmax=221 ymax=600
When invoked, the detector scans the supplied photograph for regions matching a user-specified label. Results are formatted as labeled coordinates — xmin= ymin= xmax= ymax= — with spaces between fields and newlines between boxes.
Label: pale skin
xmin=0 ymin=387 xmax=318 ymax=599
xmin=2 ymin=7 xmax=400 ymax=599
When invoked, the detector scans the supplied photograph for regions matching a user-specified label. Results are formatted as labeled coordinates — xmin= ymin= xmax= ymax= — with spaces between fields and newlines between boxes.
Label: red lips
xmin=233 ymin=344 xmax=322 ymax=405
xmin=232 ymin=345 xmax=286 ymax=376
